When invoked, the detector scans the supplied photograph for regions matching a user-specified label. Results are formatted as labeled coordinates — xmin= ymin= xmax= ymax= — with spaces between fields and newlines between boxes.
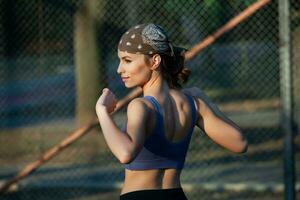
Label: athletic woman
xmin=95 ymin=24 xmax=248 ymax=200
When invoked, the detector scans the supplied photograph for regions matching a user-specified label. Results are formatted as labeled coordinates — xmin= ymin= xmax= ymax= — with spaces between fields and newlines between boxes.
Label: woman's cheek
xmin=129 ymin=63 xmax=144 ymax=75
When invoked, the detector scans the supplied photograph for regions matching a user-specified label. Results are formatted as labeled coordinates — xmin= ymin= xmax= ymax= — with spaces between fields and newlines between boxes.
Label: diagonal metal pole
xmin=278 ymin=0 xmax=296 ymax=199
xmin=185 ymin=0 xmax=271 ymax=60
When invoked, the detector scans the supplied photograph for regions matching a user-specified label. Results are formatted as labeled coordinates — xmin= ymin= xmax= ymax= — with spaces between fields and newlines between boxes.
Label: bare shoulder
xmin=127 ymin=97 xmax=150 ymax=112
xmin=128 ymin=97 xmax=159 ymax=118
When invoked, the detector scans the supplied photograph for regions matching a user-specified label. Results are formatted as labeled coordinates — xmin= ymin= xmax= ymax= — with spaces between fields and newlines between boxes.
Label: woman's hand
xmin=96 ymin=88 xmax=117 ymax=114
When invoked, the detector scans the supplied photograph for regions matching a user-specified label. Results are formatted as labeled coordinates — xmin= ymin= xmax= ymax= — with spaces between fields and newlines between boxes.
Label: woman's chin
xmin=123 ymin=82 xmax=137 ymax=88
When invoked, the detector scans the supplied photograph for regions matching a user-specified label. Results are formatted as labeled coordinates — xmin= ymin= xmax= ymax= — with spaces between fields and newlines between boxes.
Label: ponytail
xmin=159 ymin=48 xmax=191 ymax=89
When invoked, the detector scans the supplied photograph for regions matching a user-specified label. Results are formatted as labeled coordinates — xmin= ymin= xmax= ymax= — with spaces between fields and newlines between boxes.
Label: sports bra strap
xmin=144 ymin=94 xmax=197 ymax=126
xmin=143 ymin=96 xmax=162 ymax=114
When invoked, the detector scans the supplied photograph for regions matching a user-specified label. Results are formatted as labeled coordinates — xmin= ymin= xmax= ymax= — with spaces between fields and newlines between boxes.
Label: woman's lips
xmin=121 ymin=77 xmax=129 ymax=81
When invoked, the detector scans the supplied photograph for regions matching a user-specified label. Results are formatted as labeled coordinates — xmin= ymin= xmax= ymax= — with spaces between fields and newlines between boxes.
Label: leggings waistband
xmin=120 ymin=188 xmax=188 ymax=200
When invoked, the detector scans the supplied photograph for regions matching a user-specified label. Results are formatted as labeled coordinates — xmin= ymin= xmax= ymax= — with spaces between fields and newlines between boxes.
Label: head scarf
xmin=118 ymin=24 xmax=185 ymax=56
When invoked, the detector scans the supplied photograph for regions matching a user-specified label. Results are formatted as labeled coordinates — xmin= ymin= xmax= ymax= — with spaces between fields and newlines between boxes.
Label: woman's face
xmin=117 ymin=50 xmax=153 ymax=88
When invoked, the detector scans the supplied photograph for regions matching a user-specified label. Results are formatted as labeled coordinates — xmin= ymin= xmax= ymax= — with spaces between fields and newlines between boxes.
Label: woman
xmin=95 ymin=24 xmax=247 ymax=200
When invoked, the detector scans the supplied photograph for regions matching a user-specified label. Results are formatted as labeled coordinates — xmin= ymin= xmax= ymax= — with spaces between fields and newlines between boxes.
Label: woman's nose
xmin=117 ymin=63 xmax=124 ymax=74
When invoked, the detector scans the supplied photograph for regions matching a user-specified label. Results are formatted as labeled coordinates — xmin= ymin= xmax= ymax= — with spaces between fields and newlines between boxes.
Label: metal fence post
xmin=278 ymin=0 xmax=296 ymax=199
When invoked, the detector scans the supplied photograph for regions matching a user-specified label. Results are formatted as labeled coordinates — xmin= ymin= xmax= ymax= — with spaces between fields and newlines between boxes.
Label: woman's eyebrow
xmin=120 ymin=56 xmax=131 ymax=60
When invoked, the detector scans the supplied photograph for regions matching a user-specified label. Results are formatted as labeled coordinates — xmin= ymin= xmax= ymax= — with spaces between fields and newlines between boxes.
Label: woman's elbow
xmin=231 ymin=129 xmax=248 ymax=154
xmin=118 ymin=149 xmax=138 ymax=164
xmin=233 ymin=139 xmax=248 ymax=154
xmin=117 ymin=145 xmax=141 ymax=164
xmin=118 ymin=153 xmax=133 ymax=164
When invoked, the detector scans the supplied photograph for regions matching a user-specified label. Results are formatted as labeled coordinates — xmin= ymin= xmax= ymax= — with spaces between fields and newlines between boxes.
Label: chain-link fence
xmin=0 ymin=0 xmax=299 ymax=199
xmin=291 ymin=0 xmax=300 ymax=199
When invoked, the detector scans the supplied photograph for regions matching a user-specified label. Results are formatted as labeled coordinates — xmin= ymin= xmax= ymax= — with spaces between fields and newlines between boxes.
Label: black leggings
xmin=120 ymin=188 xmax=188 ymax=200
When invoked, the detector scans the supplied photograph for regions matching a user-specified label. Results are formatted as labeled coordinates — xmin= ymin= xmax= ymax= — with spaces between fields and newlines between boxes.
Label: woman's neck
xmin=142 ymin=72 xmax=170 ymax=98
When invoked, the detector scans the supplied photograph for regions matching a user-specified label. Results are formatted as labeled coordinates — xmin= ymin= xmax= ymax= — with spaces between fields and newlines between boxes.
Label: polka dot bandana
xmin=118 ymin=24 xmax=175 ymax=56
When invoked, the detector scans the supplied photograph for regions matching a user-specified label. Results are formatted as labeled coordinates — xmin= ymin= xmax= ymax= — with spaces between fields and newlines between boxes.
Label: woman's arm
xmin=96 ymin=88 xmax=148 ymax=163
xmin=183 ymin=87 xmax=248 ymax=153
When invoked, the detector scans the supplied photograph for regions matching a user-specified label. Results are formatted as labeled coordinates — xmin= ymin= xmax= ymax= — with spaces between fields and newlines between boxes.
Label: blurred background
xmin=0 ymin=0 xmax=299 ymax=199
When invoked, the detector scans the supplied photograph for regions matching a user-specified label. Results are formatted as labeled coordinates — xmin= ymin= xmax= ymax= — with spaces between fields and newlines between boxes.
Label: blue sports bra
xmin=122 ymin=94 xmax=197 ymax=170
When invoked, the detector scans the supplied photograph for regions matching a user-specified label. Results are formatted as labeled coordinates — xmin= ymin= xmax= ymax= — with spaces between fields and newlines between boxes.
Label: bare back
xmin=121 ymin=89 xmax=196 ymax=194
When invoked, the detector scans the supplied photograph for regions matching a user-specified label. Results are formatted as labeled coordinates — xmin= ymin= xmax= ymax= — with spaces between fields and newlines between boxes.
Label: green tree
xmin=74 ymin=0 xmax=106 ymax=126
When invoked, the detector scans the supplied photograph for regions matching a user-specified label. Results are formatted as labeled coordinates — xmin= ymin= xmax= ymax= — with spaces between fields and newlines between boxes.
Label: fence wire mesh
xmin=0 ymin=0 xmax=299 ymax=199
xmin=291 ymin=0 xmax=300 ymax=199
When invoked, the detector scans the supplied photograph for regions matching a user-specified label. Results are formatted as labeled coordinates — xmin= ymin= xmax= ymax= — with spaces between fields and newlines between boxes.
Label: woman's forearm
xmin=96 ymin=106 xmax=134 ymax=163
xmin=201 ymin=99 xmax=248 ymax=153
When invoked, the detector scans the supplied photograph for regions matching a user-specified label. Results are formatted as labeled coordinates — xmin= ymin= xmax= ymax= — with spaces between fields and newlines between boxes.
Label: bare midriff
xmin=121 ymin=168 xmax=182 ymax=195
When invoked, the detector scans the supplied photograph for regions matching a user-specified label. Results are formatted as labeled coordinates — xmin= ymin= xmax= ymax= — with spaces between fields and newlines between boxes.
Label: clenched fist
xmin=96 ymin=88 xmax=117 ymax=114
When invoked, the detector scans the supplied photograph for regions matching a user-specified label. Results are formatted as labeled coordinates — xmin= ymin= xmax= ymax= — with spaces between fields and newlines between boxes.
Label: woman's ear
xmin=150 ymin=54 xmax=161 ymax=70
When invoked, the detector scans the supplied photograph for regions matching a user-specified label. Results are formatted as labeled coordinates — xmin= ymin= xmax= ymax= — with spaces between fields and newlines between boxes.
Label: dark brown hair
xmin=158 ymin=49 xmax=191 ymax=89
